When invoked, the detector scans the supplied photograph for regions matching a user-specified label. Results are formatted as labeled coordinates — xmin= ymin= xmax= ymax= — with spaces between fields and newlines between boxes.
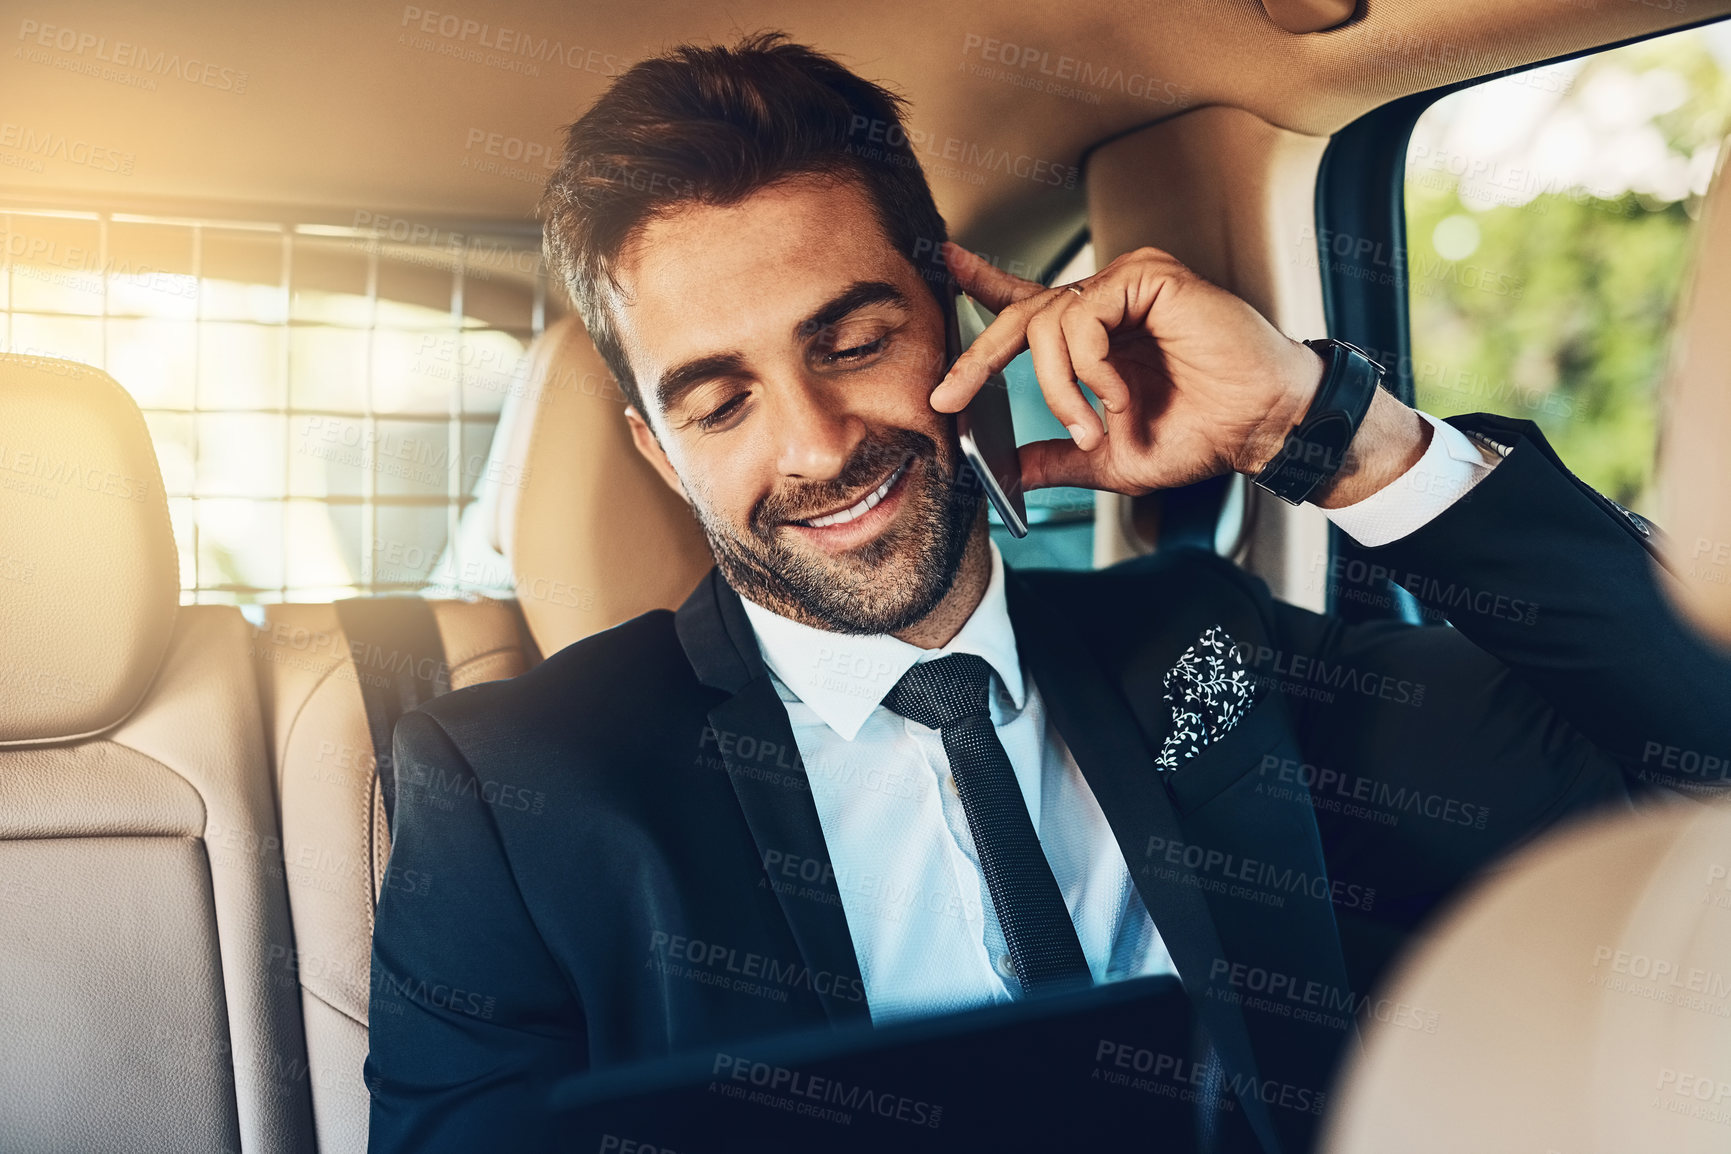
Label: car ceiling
xmin=3 ymin=0 xmax=1724 ymax=265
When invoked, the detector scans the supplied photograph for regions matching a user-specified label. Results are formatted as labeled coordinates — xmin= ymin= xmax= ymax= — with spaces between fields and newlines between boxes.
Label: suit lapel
xmin=1004 ymin=568 xmax=1287 ymax=1153
xmin=675 ymin=570 xmax=870 ymax=1027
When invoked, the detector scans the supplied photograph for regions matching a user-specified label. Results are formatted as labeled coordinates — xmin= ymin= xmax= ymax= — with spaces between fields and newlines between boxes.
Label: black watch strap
xmin=1251 ymin=339 xmax=1386 ymax=505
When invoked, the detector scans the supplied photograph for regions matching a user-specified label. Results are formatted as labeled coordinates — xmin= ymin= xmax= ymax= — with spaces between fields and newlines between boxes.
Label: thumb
xmin=1018 ymin=437 xmax=1099 ymax=493
xmin=942 ymin=241 xmax=1044 ymax=313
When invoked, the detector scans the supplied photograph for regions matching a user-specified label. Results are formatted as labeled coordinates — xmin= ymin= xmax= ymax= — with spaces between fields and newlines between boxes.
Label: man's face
xmin=613 ymin=173 xmax=984 ymax=634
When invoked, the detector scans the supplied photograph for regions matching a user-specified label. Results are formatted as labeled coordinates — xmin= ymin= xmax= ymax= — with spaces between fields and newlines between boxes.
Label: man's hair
xmin=538 ymin=30 xmax=950 ymax=417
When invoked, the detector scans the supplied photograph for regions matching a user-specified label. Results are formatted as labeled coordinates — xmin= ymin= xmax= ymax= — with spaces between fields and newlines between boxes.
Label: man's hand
xmin=934 ymin=242 xmax=1430 ymax=507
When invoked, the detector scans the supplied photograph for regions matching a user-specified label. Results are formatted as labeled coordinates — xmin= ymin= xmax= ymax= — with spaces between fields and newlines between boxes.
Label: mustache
xmin=750 ymin=428 xmax=945 ymax=534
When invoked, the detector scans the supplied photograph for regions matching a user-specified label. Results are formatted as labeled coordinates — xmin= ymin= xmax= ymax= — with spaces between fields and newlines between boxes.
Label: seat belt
xmin=334 ymin=596 xmax=450 ymax=833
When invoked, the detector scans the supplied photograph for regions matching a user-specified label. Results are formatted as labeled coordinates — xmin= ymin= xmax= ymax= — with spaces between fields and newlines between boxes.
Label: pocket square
xmin=1153 ymin=625 xmax=1258 ymax=771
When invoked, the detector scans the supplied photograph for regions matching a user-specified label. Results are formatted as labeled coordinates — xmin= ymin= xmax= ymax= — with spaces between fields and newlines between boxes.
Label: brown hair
xmin=538 ymin=30 xmax=950 ymax=416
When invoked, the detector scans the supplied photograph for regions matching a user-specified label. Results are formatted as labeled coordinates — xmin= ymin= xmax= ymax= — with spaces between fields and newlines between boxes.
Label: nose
xmin=768 ymin=375 xmax=866 ymax=482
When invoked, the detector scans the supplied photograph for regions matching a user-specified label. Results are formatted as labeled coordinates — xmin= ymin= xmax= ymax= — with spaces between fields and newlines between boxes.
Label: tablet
xmin=549 ymin=974 xmax=1213 ymax=1152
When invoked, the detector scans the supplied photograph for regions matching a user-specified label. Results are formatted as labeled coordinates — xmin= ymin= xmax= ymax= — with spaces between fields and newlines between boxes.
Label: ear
xmin=625 ymin=405 xmax=691 ymax=505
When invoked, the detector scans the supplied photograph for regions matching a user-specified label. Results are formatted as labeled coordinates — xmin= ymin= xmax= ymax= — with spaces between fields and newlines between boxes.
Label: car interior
xmin=3 ymin=1 xmax=1730 ymax=1151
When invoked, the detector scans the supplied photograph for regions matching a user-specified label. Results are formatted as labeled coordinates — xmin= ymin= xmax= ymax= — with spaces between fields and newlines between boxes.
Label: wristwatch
xmin=1251 ymin=338 xmax=1387 ymax=505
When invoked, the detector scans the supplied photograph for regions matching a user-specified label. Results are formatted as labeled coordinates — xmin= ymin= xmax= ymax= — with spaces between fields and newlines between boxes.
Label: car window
xmin=0 ymin=209 xmax=546 ymax=603
xmin=1404 ymin=23 xmax=1731 ymax=516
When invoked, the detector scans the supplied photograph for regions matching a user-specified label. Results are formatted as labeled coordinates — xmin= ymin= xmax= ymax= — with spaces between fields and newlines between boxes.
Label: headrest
xmin=494 ymin=315 xmax=713 ymax=657
xmin=1658 ymin=138 xmax=1731 ymax=647
xmin=0 ymin=355 xmax=179 ymax=746
xmin=1322 ymin=801 xmax=1731 ymax=1153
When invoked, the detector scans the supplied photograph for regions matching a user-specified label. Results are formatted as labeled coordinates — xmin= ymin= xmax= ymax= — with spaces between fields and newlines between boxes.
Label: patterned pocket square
xmin=1153 ymin=625 xmax=1258 ymax=771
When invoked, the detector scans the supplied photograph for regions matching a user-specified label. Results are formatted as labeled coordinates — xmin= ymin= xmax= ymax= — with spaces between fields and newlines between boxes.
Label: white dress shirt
xmin=1326 ymin=410 xmax=1503 ymax=547
xmin=737 ymin=410 xmax=1499 ymax=1024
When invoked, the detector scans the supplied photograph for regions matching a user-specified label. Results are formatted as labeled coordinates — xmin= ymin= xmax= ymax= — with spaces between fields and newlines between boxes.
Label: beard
xmin=691 ymin=425 xmax=984 ymax=635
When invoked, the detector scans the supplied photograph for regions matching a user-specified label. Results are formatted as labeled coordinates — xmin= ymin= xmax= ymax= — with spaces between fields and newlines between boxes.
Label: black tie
xmin=882 ymin=653 xmax=1092 ymax=996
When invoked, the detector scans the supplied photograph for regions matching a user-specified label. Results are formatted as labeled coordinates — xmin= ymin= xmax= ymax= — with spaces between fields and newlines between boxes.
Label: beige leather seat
xmin=258 ymin=314 xmax=712 ymax=1151
xmin=0 ymin=355 xmax=316 ymax=1152
xmin=253 ymin=597 xmax=536 ymax=1151
xmin=1322 ymin=800 xmax=1731 ymax=1154
xmin=491 ymin=313 xmax=715 ymax=656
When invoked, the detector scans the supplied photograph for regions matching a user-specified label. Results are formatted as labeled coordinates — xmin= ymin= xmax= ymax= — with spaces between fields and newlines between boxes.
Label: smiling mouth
xmin=791 ymin=457 xmax=912 ymax=528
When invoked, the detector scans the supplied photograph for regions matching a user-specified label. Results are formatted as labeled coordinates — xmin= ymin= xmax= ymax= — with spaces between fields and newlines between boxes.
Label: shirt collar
xmin=737 ymin=541 xmax=1026 ymax=741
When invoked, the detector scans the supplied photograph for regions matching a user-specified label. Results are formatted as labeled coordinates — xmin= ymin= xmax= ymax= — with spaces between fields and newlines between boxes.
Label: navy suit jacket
xmin=364 ymin=413 xmax=1731 ymax=1153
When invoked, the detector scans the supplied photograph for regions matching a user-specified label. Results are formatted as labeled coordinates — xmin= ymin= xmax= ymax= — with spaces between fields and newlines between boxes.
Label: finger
xmin=941 ymin=241 xmax=1044 ymax=313
xmin=929 ymin=359 xmax=986 ymax=414
xmin=1058 ymin=295 xmax=1135 ymax=416
xmin=1018 ymin=437 xmax=1101 ymax=492
xmin=1024 ymin=296 xmax=1104 ymax=449
xmin=931 ymin=290 xmax=1044 ymax=412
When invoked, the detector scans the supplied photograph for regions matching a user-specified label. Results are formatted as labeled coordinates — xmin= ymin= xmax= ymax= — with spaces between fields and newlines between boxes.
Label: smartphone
xmin=945 ymin=290 xmax=1030 ymax=538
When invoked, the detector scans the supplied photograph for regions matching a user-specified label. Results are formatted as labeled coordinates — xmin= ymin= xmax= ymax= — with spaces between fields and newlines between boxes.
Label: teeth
xmin=801 ymin=461 xmax=907 ymax=528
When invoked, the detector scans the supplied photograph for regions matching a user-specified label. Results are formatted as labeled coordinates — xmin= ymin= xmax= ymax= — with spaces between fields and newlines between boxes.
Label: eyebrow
xmin=653 ymin=279 xmax=912 ymax=415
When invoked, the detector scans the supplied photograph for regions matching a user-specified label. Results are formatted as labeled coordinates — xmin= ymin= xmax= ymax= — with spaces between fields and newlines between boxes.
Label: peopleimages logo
xmin=398 ymin=6 xmax=630 ymax=77
xmin=647 ymin=931 xmax=867 ymax=1004
xmin=846 ymin=115 xmax=1080 ymax=189
xmin=1257 ymin=754 xmax=1492 ymax=831
xmin=1206 ymin=958 xmax=1442 ymax=1034
xmin=16 ymin=19 xmax=249 ymax=93
xmin=711 ymin=1052 xmax=943 ymax=1129
xmin=1092 ymin=1041 xmax=1326 ymax=1116
xmin=1591 ymin=946 xmax=1731 ymax=999
xmin=1233 ymin=643 xmax=1426 ymax=708
xmin=0 ymin=123 xmax=134 ymax=174
xmin=462 ymin=128 xmax=559 ymax=170
xmin=0 ymin=442 xmax=153 ymax=502
xmin=959 ymin=34 xmax=1192 ymax=106
xmin=1143 ymin=835 xmax=1377 ymax=912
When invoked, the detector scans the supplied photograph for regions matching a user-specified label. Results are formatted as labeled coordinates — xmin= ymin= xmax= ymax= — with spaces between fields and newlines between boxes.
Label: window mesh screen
xmin=0 ymin=207 xmax=551 ymax=604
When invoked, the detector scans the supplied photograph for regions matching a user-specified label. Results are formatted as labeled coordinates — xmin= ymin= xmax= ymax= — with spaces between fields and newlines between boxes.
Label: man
xmin=364 ymin=31 xmax=1731 ymax=1153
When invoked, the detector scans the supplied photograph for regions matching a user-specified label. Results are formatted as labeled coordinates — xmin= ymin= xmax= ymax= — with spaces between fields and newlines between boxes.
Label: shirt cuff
xmin=1321 ymin=410 xmax=1503 ymax=548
